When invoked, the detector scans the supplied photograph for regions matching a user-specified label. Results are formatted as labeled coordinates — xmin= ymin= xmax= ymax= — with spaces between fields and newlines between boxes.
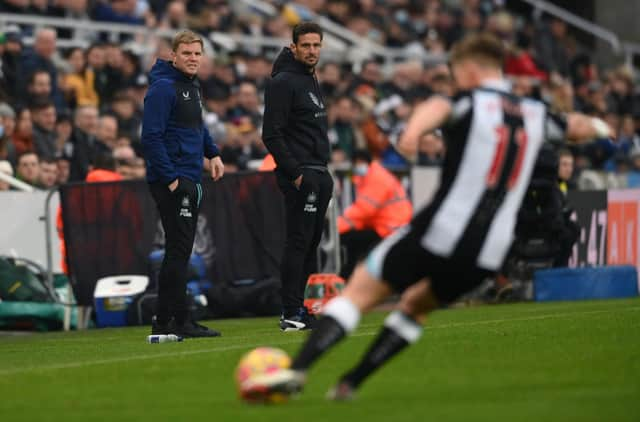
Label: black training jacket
xmin=262 ymin=47 xmax=330 ymax=180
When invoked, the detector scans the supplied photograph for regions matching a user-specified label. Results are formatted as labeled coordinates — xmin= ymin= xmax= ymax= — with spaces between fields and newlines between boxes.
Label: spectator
xmin=380 ymin=61 xmax=423 ymax=101
xmin=317 ymin=62 xmax=343 ymax=99
xmin=55 ymin=111 xmax=73 ymax=157
xmin=243 ymin=54 xmax=272 ymax=91
xmin=534 ymin=16 xmax=571 ymax=77
xmin=120 ymin=47 xmax=144 ymax=88
xmin=63 ymin=47 xmax=99 ymax=107
xmin=159 ymin=0 xmax=188 ymax=30
xmin=558 ymin=148 xmax=577 ymax=194
xmin=30 ymin=99 xmax=58 ymax=159
xmin=0 ymin=1 xmax=29 ymax=14
xmin=0 ymin=25 xmax=23 ymax=102
xmin=110 ymin=93 xmax=141 ymax=143
xmin=24 ymin=69 xmax=53 ymax=108
xmin=0 ymin=160 xmax=13 ymax=191
xmin=11 ymin=107 xmax=34 ymax=157
xmin=348 ymin=59 xmax=382 ymax=94
xmin=555 ymin=148 xmax=579 ymax=267
xmin=228 ymin=81 xmax=263 ymax=128
xmin=37 ymin=156 xmax=58 ymax=189
xmin=230 ymin=118 xmax=266 ymax=170
xmin=57 ymin=0 xmax=93 ymax=40
xmin=125 ymin=73 xmax=149 ymax=112
xmin=328 ymin=96 xmax=364 ymax=160
xmin=15 ymin=151 xmax=39 ymax=186
xmin=95 ymin=114 xmax=119 ymax=154
xmin=20 ymin=28 xmax=65 ymax=110
xmin=607 ymin=68 xmax=635 ymax=116
xmin=92 ymin=0 xmax=148 ymax=26
xmin=55 ymin=156 xmax=71 ymax=185
xmin=64 ymin=105 xmax=99 ymax=181
xmin=86 ymin=43 xmax=107 ymax=106
xmin=98 ymin=43 xmax=126 ymax=105
xmin=131 ymin=156 xmax=145 ymax=179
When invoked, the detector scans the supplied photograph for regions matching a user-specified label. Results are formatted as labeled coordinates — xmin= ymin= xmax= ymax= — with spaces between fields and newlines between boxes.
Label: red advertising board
xmin=607 ymin=190 xmax=640 ymax=272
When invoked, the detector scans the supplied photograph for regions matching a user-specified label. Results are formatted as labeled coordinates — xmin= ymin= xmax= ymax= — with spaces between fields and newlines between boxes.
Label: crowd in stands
xmin=0 ymin=0 xmax=639 ymax=192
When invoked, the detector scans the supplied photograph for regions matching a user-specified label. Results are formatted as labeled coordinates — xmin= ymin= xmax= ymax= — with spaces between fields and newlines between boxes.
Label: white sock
xmin=384 ymin=311 xmax=423 ymax=344
xmin=322 ymin=296 xmax=361 ymax=333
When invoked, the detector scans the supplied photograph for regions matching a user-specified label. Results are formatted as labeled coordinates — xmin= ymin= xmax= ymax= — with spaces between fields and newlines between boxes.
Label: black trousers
xmin=276 ymin=168 xmax=333 ymax=315
xmin=339 ymin=229 xmax=382 ymax=280
xmin=149 ymin=177 xmax=202 ymax=324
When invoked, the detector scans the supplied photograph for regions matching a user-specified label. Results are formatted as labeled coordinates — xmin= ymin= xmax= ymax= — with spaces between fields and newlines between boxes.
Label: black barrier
xmin=59 ymin=172 xmax=285 ymax=306
xmin=567 ymin=190 xmax=608 ymax=268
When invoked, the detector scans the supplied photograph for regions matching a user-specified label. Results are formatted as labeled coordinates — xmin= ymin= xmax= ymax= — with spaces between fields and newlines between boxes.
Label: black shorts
xmin=365 ymin=225 xmax=493 ymax=304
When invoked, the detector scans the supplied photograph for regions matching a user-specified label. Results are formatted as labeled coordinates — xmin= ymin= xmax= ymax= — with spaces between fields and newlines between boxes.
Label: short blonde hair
xmin=172 ymin=30 xmax=204 ymax=52
xmin=449 ymin=32 xmax=505 ymax=69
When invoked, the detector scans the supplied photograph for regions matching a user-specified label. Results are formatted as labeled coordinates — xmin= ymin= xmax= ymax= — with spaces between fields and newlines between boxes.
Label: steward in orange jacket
xmin=337 ymin=150 xmax=412 ymax=278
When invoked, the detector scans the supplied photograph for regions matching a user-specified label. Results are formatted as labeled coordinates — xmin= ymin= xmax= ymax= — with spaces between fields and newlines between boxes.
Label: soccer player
xmin=250 ymin=32 xmax=611 ymax=399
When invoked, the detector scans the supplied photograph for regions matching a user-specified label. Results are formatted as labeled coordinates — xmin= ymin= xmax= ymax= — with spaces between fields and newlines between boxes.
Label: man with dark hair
xmin=26 ymin=69 xmax=53 ymax=106
xmin=37 ymin=156 xmax=58 ymax=189
xmin=15 ymin=152 xmax=40 ymax=186
xmin=20 ymin=28 xmax=65 ymax=111
xmin=142 ymin=29 xmax=224 ymax=339
xmin=252 ymin=32 xmax=613 ymax=400
xmin=262 ymin=22 xmax=334 ymax=331
xmin=29 ymin=99 xmax=57 ymax=159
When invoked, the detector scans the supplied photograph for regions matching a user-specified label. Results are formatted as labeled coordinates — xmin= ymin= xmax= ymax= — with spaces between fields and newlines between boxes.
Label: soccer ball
xmin=235 ymin=347 xmax=291 ymax=404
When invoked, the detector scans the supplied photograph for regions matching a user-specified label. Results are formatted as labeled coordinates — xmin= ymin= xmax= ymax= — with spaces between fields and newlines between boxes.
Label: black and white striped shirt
xmin=416 ymin=80 xmax=567 ymax=271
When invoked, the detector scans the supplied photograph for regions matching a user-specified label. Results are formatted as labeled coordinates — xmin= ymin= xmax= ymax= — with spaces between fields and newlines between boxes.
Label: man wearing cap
xmin=0 ymin=25 xmax=22 ymax=102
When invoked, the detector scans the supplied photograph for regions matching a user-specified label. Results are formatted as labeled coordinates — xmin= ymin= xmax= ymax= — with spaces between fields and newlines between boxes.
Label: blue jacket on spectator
xmin=141 ymin=59 xmax=219 ymax=185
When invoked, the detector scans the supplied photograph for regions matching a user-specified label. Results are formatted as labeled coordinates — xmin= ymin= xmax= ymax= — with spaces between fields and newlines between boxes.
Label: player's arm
xmin=396 ymin=96 xmax=452 ymax=162
xmin=565 ymin=113 xmax=612 ymax=142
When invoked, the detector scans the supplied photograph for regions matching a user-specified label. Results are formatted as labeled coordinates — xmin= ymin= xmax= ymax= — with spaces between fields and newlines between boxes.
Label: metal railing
xmin=520 ymin=0 xmax=640 ymax=67
xmin=233 ymin=0 xmax=445 ymax=67
xmin=0 ymin=171 xmax=35 ymax=192
xmin=521 ymin=0 xmax=622 ymax=53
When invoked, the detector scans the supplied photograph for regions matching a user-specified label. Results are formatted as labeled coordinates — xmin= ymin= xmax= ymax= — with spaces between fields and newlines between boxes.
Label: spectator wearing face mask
xmin=337 ymin=149 xmax=412 ymax=279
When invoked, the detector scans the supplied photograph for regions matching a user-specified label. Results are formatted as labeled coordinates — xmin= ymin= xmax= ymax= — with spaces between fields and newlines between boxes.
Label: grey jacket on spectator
xmin=32 ymin=124 xmax=57 ymax=159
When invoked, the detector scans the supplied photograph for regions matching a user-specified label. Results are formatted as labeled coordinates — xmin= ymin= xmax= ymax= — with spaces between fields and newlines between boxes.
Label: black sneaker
xmin=279 ymin=307 xmax=316 ymax=331
xmin=172 ymin=320 xmax=221 ymax=338
xmin=151 ymin=315 xmax=171 ymax=335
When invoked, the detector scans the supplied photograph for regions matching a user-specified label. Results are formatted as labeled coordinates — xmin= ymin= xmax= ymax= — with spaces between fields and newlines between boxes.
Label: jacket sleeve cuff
xmin=159 ymin=173 xmax=178 ymax=185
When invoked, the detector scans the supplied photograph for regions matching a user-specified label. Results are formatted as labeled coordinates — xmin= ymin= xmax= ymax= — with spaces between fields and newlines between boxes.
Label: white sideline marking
xmin=1 ymin=306 xmax=638 ymax=376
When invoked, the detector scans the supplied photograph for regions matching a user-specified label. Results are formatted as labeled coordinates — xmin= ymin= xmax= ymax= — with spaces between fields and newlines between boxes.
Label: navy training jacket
xmin=141 ymin=59 xmax=219 ymax=185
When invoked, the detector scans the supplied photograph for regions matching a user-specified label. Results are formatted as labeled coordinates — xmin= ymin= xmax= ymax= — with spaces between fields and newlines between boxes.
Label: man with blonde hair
xmin=142 ymin=30 xmax=224 ymax=338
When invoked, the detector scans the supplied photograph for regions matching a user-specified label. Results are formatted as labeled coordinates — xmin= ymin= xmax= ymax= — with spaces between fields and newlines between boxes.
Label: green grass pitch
xmin=1 ymin=298 xmax=639 ymax=422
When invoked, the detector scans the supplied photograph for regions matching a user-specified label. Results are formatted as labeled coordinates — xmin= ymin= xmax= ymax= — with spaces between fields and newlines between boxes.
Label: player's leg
xmin=250 ymin=227 xmax=413 ymax=395
xmin=327 ymin=279 xmax=437 ymax=400
xmin=290 ymin=261 xmax=394 ymax=371
xmin=242 ymin=261 xmax=394 ymax=394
